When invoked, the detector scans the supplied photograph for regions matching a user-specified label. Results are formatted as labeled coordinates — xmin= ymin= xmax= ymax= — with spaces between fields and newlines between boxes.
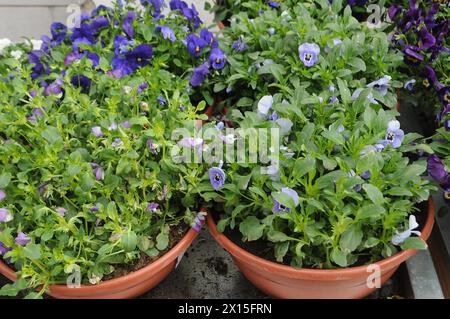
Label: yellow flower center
xmin=406 ymin=55 xmax=418 ymax=63
xmin=444 ymin=93 xmax=450 ymax=102
xmin=216 ymin=58 xmax=221 ymax=64
xmin=305 ymin=53 xmax=312 ymax=61
xmin=423 ymin=79 xmax=430 ymax=88
xmin=137 ymin=58 xmax=142 ymax=62
xmin=445 ymin=191 xmax=450 ymax=200
xmin=195 ymin=46 xmax=200 ymax=53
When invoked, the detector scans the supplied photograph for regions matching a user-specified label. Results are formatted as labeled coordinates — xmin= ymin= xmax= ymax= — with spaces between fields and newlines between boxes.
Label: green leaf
xmin=239 ymin=216 xmax=265 ymax=241
xmin=274 ymin=242 xmax=289 ymax=262
xmin=331 ymin=247 xmax=348 ymax=267
xmin=0 ymin=278 xmax=27 ymax=297
xmin=339 ymin=226 xmax=363 ymax=253
xmin=156 ymin=232 xmax=169 ymax=251
xmin=236 ymin=97 xmax=253 ymax=107
xmin=121 ymin=231 xmax=137 ymax=252
xmin=23 ymin=243 xmax=41 ymax=260
xmin=362 ymin=184 xmax=385 ymax=205
xmin=272 ymin=191 xmax=295 ymax=210
xmin=337 ymin=78 xmax=351 ymax=104
xmin=0 ymin=173 xmax=11 ymax=188
xmin=41 ymin=127 xmax=62 ymax=145
xmin=116 ymin=158 xmax=132 ymax=175
xmin=400 ymin=237 xmax=427 ymax=250
xmin=268 ymin=230 xmax=290 ymax=242
xmin=292 ymin=157 xmax=315 ymax=180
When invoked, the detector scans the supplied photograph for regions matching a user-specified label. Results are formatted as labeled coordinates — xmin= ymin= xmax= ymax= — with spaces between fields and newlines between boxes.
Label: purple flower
xmin=209 ymin=167 xmax=226 ymax=191
xmin=200 ymin=28 xmax=217 ymax=48
xmin=91 ymin=126 xmax=104 ymax=137
xmin=232 ymin=38 xmax=248 ymax=52
xmin=147 ymin=202 xmax=159 ymax=213
xmin=0 ymin=189 xmax=5 ymax=201
xmin=169 ymin=0 xmax=188 ymax=10
xmin=112 ymin=138 xmax=123 ymax=148
xmin=191 ymin=212 xmax=207 ymax=233
xmin=157 ymin=26 xmax=176 ymax=42
xmin=70 ymin=75 xmax=91 ymax=93
xmin=56 ymin=207 xmax=67 ymax=217
xmin=427 ymin=155 xmax=450 ymax=189
xmin=298 ymin=43 xmax=320 ymax=67
xmin=114 ymin=35 xmax=134 ymax=55
xmin=403 ymin=45 xmax=423 ymax=65
xmin=147 ymin=139 xmax=158 ymax=155
xmin=330 ymin=96 xmax=339 ymax=104
xmin=0 ymin=208 xmax=13 ymax=223
xmin=44 ymin=79 xmax=64 ymax=96
xmin=268 ymin=1 xmax=280 ymax=8
xmin=209 ymin=48 xmax=226 ymax=70
xmin=385 ymin=120 xmax=405 ymax=149
xmin=418 ymin=27 xmax=436 ymax=50
xmin=367 ymin=75 xmax=391 ymax=96
xmin=421 ymin=65 xmax=438 ymax=90
xmin=122 ymin=120 xmax=131 ymax=129
xmin=90 ymin=163 xmax=105 ymax=181
xmin=186 ymin=34 xmax=207 ymax=57
xmin=111 ymin=44 xmax=153 ymax=78
xmin=157 ymin=95 xmax=166 ymax=105
xmin=0 ymin=242 xmax=10 ymax=255
xmin=272 ymin=187 xmax=299 ymax=213
xmin=50 ymin=22 xmax=67 ymax=45
xmin=438 ymin=86 xmax=450 ymax=105
xmin=15 ymin=232 xmax=31 ymax=246
xmin=190 ymin=63 xmax=210 ymax=87
xmin=182 ymin=3 xmax=202 ymax=29
xmin=28 ymin=108 xmax=45 ymax=122
xmin=404 ymin=79 xmax=416 ymax=91
xmin=122 ymin=11 xmax=136 ymax=38
xmin=388 ymin=5 xmax=402 ymax=20
xmin=361 ymin=171 xmax=372 ymax=180
xmin=29 ymin=50 xmax=48 ymax=79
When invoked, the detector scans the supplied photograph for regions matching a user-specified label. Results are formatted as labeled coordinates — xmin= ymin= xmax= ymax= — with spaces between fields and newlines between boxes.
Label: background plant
xmin=0 ymin=0 xmax=217 ymax=298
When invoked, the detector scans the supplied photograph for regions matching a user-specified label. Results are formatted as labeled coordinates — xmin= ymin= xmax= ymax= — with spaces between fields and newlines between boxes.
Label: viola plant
xmin=389 ymin=0 xmax=449 ymax=126
xmin=212 ymin=0 xmax=405 ymax=114
xmin=201 ymin=89 xmax=435 ymax=268
xmin=0 ymin=0 xmax=214 ymax=298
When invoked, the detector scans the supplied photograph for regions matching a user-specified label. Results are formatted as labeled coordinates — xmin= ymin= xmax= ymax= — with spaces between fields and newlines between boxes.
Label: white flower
xmin=30 ymin=39 xmax=43 ymax=51
xmin=391 ymin=215 xmax=421 ymax=245
xmin=0 ymin=38 xmax=12 ymax=54
xmin=123 ymin=86 xmax=132 ymax=94
xmin=10 ymin=50 xmax=22 ymax=59
xmin=89 ymin=274 xmax=102 ymax=285
xmin=258 ymin=95 xmax=273 ymax=116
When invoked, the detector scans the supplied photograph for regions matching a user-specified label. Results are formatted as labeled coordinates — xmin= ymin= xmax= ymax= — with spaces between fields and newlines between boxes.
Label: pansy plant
xmin=201 ymin=89 xmax=434 ymax=269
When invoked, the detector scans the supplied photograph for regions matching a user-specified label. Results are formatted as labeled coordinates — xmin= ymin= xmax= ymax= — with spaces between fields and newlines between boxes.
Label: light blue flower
xmin=298 ymin=43 xmax=320 ymax=67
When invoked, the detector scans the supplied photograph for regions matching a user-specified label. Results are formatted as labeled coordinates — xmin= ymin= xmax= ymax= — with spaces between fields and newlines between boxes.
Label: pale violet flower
xmin=0 ymin=208 xmax=13 ymax=223
xmin=276 ymin=118 xmax=293 ymax=135
xmin=258 ymin=95 xmax=273 ymax=116
xmin=404 ymin=79 xmax=416 ymax=91
xmin=91 ymin=126 xmax=104 ymax=137
xmin=385 ymin=120 xmax=404 ymax=148
xmin=178 ymin=137 xmax=203 ymax=148
xmin=272 ymin=187 xmax=300 ymax=213
xmin=268 ymin=27 xmax=275 ymax=36
xmin=391 ymin=215 xmax=421 ymax=245
xmin=298 ymin=43 xmax=320 ymax=67
xmin=367 ymin=75 xmax=392 ymax=96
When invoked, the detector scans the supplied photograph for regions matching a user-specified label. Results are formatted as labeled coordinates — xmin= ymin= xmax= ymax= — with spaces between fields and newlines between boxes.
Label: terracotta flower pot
xmin=0 ymin=228 xmax=200 ymax=299
xmin=206 ymin=198 xmax=435 ymax=299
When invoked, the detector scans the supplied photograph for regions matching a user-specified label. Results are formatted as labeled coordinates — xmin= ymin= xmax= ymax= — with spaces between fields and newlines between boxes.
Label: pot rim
xmin=206 ymin=198 xmax=435 ymax=280
xmin=0 ymin=223 xmax=200 ymax=294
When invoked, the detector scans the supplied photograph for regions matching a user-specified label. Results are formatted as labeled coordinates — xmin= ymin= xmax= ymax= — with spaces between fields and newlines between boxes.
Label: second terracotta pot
xmin=0 ymin=227 xmax=199 ymax=299
xmin=207 ymin=198 xmax=435 ymax=299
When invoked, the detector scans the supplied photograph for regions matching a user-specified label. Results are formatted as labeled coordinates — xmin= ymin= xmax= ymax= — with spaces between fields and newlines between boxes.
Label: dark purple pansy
xmin=421 ymin=65 xmax=438 ymax=90
xmin=157 ymin=96 xmax=166 ymax=105
xmin=70 ymin=75 xmax=91 ymax=93
xmin=186 ymin=34 xmax=207 ymax=57
xmin=44 ymin=79 xmax=64 ymax=96
xmin=190 ymin=62 xmax=210 ymax=87
xmin=427 ymin=154 xmax=450 ymax=189
xmin=418 ymin=27 xmax=436 ymax=50
xmin=29 ymin=50 xmax=48 ymax=79
xmin=182 ymin=3 xmax=202 ymax=29
xmin=138 ymin=82 xmax=149 ymax=93
xmin=403 ymin=45 xmax=423 ymax=65
xmin=388 ymin=5 xmax=403 ymax=20
xmin=209 ymin=48 xmax=226 ymax=70
xmin=438 ymin=86 xmax=450 ymax=105
xmin=209 ymin=167 xmax=226 ymax=191
xmin=15 ymin=232 xmax=31 ymax=246
xmin=111 ymin=44 xmax=153 ymax=78
xmin=200 ymin=28 xmax=217 ymax=48
xmin=169 ymin=0 xmax=188 ymax=10
xmin=268 ymin=1 xmax=280 ymax=8
xmin=28 ymin=108 xmax=45 ymax=122
xmin=122 ymin=11 xmax=136 ymax=38
xmin=114 ymin=35 xmax=134 ymax=55
xmin=50 ymin=22 xmax=68 ymax=45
